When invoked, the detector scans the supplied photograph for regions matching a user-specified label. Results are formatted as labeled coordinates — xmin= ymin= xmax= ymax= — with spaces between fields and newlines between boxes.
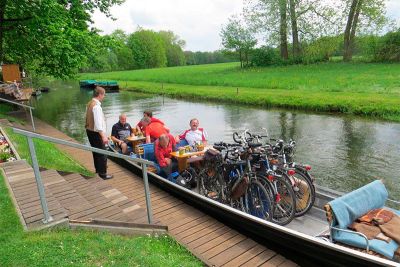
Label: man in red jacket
xmin=155 ymin=134 xmax=177 ymax=177
xmin=136 ymin=110 xmax=168 ymax=134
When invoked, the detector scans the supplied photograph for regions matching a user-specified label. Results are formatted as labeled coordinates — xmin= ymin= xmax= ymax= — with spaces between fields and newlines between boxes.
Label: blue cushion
xmin=329 ymin=180 xmax=388 ymax=229
xmin=333 ymin=230 xmax=399 ymax=259
xmin=137 ymin=143 xmax=160 ymax=174
xmin=139 ymin=143 xmax=156 ymax=162
xmin=328 ymin=180 xmax=399 ymax=259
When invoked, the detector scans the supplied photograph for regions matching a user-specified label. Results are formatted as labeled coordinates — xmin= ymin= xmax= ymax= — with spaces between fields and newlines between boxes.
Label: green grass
xmin=0 ymin=103 xmax=26 ymax=124
xmin=0 ymin=173 xmax=202 ymax=267
xmin=4 ymin=127 xmax=94 ymax=177
xmin=79 ymin=62 xmax=400 ymax=121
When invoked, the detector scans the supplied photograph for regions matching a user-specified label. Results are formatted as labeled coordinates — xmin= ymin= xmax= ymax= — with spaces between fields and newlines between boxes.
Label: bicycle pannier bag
xmin=231 ymin=175 xmax=249 ymax=200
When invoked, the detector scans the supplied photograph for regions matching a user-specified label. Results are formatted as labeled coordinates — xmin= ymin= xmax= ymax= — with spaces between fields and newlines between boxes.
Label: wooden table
xmin=126 ymin=136 xmax=146 ymax=151
xmin=170 ymin=148 xmax=208 ymax=172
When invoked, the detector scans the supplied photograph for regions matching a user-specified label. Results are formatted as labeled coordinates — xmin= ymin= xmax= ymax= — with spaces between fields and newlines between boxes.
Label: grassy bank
xmin=80 ymin=62 xmax=400 ymax=121
xmin=0 ymin=173 xmax=202 ymax=267
xmin=5 ymin=127 xmax=94 ymax=177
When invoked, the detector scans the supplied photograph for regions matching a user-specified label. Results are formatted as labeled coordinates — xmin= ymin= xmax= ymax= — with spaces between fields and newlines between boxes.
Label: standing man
xmin=85 ymin=86 xmax=113 ymax=180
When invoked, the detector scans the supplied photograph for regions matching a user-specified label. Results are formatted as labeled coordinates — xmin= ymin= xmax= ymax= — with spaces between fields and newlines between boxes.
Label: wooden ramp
xmin=1 ymin=160 xmax=159 ymax=230
xmin=8 ymin=119 xmax=299 ymax=267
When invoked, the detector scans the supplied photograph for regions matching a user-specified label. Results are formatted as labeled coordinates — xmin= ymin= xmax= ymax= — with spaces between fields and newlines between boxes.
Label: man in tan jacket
xmin=85 ymin=87 xmax=113 ymax=179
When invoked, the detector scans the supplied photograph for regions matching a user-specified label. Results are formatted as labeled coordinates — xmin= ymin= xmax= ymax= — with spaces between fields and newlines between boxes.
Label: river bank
xmin=79 ymin=62 xmax=400 ymax=122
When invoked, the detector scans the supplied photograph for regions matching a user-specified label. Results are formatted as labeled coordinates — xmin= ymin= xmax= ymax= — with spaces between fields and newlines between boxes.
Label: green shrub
xmin=303 ymin=36 xmax=342 ymax=64
xmin=374 ymin=30 xmax=400 ymax=62
xmin=251 ymin=46 xmax=281 ymax=66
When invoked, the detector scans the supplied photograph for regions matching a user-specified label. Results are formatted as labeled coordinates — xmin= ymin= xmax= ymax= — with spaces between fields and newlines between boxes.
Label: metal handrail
xmin=13 ymin=127 xmax=156 ymax=224
xmin=0 ymin=97 xmax=35 ymax=132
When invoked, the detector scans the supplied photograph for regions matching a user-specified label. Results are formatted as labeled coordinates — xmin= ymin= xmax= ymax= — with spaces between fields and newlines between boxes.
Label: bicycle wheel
xmin=290 ymin=170 xmax=316 ymax=217
xmin=270 ymin=175 xmax=296 ymax=225
xmin=199 ymin=168 xmax=225 ymax=202
xmin=230 ymin=196 xmax=245 ymax=212
xmin=244 ymin=179 xmax=273 ymax=221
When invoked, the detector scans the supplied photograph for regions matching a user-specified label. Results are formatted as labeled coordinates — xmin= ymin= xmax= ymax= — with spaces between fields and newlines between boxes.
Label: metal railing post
xmin=142 ymin=163 xmax=153 ymax=224
xmin=27 ymin=136 xmax=53 ymax=223
xmin=29 ymin=108 xmax=35 ymax=132
xmin=0 ymin=97 xmax=35 ymax=132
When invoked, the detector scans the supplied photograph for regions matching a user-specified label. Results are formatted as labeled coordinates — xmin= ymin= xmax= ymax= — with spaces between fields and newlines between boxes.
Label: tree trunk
xmin=279 ymin=0 xmax=288 ymax=60
xmin=239 ymin=49 xmax=243 ymax=68
xmin=289 ymin=0 xmax=300 ymax=58
xmin=347 ymin=0 xmax=362 ymax=61
xmin=343 ymin=0 xmax=359 ymax=62
xmin=0 ymin=0 xmax=7 ymax=64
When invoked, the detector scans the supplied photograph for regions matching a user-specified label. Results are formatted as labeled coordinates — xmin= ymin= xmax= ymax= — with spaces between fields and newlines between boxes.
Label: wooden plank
xmin=276 ymin=260 xmax=298 ymax=267
xmin=240 ymin=249 xmax=277 ymax=267
xmin=195 ymin=230 xmax=239 ymax=254
xmin=209 ymin=238 xmax=258 ymax=266
xmin=222 ymin=244 xmax=267 ymax=266
xmin=170 ymin=216 xmax=212 ymax=238
xmin=202 ymin=234 xmax=247 ymax=259
xmin=184 ymin=223 xmax=225 ymax=248
xmin=259 ymin=254 xmax=287 ymax=267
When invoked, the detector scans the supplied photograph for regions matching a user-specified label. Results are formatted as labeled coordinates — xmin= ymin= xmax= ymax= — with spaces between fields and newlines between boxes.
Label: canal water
xmin=31 ymin=81 xmax=400 ymax=199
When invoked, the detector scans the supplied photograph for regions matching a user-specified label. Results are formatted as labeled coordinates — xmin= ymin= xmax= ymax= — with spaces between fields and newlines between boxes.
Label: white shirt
xmin=92 ymin=98 xmax=106 ymax=132
xmin=179 ymin=128 xmax=207 ymax=146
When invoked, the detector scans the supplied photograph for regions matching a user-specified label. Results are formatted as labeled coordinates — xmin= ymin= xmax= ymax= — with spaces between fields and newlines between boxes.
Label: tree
xmin=158 ymin=31 xmax=186 ymax=67
xmin=220 ymin=16 xmax=257 ymax=68
xmin=244 ymin=0 xmax=337 ymax=60
xmin=342 ymin=0 xmax=386 ymax=61
xmin=108 ymin=30 xmax=134 ymax=70
xmin=278 ymin=0 xmax=289 ymax=59
xmin=127 ymin=30 xmax=167 ymax=69
xmin=0 ymin=0 xmax=124 ymax=78
xmin=288 ymin=0 xmax=300 ymax=58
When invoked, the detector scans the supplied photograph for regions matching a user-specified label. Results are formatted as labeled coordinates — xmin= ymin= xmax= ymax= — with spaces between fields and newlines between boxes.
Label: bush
xmin=303 ymin=36 xmax=342 ymax=64
xmin=251 ymin=46 xmax=281 ymax=66
xmin=354 ymin=35 xmax=380 ymax=60
xmin=374 ymin=30 xmax=400 ymax=62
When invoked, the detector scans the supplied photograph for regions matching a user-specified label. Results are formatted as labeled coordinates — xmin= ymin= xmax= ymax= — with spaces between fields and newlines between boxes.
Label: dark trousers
xmin=160 ymin=159 xmax=178 ymax=178
xmin=86 ymin=129 xmax=107 ymax=174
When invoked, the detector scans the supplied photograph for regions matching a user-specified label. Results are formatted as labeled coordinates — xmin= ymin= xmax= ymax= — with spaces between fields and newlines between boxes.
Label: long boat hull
xmin=108 ymin=147 xmax=398 ymax=267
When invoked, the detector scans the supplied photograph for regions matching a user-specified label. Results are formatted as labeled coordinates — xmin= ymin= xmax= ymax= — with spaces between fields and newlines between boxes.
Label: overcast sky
xmin=92 ymin=0 xmax=400 ymax=52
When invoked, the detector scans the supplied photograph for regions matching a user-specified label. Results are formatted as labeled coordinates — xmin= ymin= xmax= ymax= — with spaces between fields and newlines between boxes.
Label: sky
xmin=91 ymin=0 xmax=400 ymax=52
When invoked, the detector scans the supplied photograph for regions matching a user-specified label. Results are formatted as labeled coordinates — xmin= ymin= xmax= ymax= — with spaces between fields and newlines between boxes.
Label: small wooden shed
xmin=1 ymin=64 xmax=21 ymax=82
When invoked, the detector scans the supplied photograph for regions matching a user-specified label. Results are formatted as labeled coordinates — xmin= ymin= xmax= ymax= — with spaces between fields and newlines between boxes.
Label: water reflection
xmin=31 ymin=81 xmax=400 ymax=199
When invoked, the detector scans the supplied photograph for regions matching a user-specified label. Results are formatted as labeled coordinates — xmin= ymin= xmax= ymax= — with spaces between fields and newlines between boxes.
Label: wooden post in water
xmin=162 ymin=83 xmax=164 ymax=105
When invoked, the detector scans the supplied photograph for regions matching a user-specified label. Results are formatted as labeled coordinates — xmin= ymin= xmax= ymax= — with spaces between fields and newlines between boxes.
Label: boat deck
xmin=5 ymin=118 xmax=305 ymax=266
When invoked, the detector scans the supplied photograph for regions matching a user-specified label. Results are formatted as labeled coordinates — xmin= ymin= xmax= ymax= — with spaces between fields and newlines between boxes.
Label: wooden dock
xmin=4 ymin=119 xmax=299 ymax=267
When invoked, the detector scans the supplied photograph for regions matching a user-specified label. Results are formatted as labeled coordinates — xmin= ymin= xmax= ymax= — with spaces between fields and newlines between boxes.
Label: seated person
xmin=176 ymin=118 xmax=208 ymax=147
xmin=155 ymin=134 xmax=177 ymax=177
xmin=141 ymin=116 xmax=169 ymax=143
xmin=111 ymin=113 xmax=134 ymax=154
xmin=136 ymin=110 xmax=169 ymax=134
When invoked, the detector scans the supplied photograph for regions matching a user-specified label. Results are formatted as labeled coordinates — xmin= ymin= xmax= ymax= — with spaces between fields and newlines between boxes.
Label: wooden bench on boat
xmin=324 ymin=180 xmax=400 ymax=262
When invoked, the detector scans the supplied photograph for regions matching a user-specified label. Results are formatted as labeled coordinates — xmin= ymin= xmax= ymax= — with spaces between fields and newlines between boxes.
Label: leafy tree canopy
xmin=0 ymin=0 xmax=124 ymax=78
xmin=127 ymin=29 xmax=167 ymax=69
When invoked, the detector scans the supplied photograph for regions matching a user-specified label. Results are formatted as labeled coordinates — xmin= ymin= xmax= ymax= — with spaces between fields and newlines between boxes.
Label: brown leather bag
xmin=231 ymin=175 xmax=249 ymax=200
